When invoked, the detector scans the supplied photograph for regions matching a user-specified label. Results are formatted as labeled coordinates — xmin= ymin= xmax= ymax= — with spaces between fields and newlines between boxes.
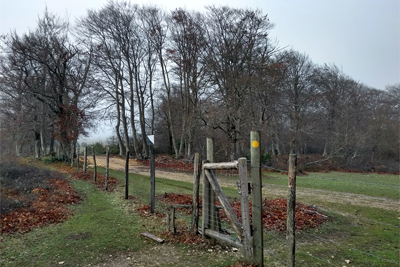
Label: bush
xmin=1 ymin=199 xmax=25 ymax=214
xmin=0 ymin=162 xmax=65 ymax=193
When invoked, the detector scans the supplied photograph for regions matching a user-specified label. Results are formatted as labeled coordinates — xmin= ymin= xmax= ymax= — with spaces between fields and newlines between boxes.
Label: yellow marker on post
xmin=252 ymin=140 xmax=259 ymax=148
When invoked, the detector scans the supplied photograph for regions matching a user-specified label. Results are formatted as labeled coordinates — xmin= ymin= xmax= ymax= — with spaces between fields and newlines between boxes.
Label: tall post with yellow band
xmin=250 ymin=131 xmax=263 ymax=266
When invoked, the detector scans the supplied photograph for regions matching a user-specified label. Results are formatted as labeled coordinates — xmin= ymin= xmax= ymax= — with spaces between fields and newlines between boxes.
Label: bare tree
xmin=203 ymin=6 xmax=275 ymax=159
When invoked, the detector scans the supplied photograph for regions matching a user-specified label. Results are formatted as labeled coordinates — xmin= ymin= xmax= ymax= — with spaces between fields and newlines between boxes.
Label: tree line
xmin=1 ymin=2 xmax=398 ymax=172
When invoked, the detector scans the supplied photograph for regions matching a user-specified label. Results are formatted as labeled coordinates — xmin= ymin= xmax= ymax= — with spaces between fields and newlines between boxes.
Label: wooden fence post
xmin=201 ymin=159 xmax=209 ymax=239
xmin=206 ymin=138 xmax=217 ymax=245
xmin=239 ymin=157 xmax=252 ymax=258
xmin=76 ymin=146 xmax=79 ymax=171
xmin=287 ymin=154 xmax=297 ymax=267
xmin=150 ymin=143 xmax=155 ymax=213
xmin=125 ymin=150 xmax=129 ymax=200
xmin=192 ymin=153 xmax=201 ymax=234
xmin=83 ymin=147 xmax=87 ymax=172
xmin=251 ymin=131 xmax=263 ymax=266
xmin=92 ymin=146 xmax=97 ymax=182
xmin=105 ymin=146 xmax=109 ymax=191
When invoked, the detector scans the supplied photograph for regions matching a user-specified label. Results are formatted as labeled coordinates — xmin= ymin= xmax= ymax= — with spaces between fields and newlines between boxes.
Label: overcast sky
xmin=1 ymin=0 xmax=399 ymax=142
xmin=1 ymin=0 xmax=399 ymax=90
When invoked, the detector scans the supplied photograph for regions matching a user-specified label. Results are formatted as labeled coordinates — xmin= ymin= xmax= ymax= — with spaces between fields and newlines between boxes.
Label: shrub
xmin=0 ymin=162 xmax=65 ymax=193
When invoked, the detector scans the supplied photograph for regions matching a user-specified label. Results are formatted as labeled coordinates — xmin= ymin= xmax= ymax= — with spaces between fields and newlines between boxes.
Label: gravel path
xmin=86 ymin=155 xmax=399 ymax=211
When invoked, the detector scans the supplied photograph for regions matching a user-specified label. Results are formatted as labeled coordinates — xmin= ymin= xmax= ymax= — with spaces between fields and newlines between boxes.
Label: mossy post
xmin=287 ymin=153 xmax=297 ymax=267
xmin=251 ymin=131 xmax=263 ymax=266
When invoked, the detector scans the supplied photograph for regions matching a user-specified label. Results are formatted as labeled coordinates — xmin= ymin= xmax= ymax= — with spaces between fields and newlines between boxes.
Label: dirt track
xmin=85 ymin=155 xmax=399 ymax=211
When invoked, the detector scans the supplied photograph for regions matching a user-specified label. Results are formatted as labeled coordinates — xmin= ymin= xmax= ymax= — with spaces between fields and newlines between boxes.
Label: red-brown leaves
xmin=160 ymin=193 xmax=328 ymax=231
xmin=1 ymin=179 xmax=80 ymax=234
xmin=138 ymin=155 xmax=194 ymax=172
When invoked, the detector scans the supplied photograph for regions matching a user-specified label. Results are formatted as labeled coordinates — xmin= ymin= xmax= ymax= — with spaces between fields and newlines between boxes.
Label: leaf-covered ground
xmin=1 ymin=179 xmax=80 ymax=234
xmin=160 ymin=193 xmax=328 ymax=231
xmin=0 ymin=162 xmax=119 ymax=234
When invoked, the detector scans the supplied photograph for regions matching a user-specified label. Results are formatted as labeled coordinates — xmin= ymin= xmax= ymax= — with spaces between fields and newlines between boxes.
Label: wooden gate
xmin=202 ymin=158 xmax=252 ymax=258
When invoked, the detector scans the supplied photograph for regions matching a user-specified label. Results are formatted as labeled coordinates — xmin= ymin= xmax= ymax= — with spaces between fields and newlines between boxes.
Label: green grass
xmin=263 ymin=171 xmax=400 ymax=199
xmin=0 ymin=179 xmax=151 ymax=267
xmin=1 ymin=163 xmax=399 ymax=266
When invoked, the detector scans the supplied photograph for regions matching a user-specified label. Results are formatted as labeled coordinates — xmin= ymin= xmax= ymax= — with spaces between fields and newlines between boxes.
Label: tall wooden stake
xmin=192 ymin=153 xmax=201 ymax=234
xmin=239 ymin=157 xmax=252 ymax=258
xmin=287 ymin=154 xmax=297 ymax=267
xmin=76 ymin=146 xmax=79 ymax=171
xmin=105 ymin=147 xmax=109 ymax=191
xmin=251 ymin=131 xmax=263 ymax=266
xmin=92 ymin=146 xmax=97 ymax=182
xmin=150 ymin=144 xmax=155 ymax=213
xmin=83 ymin=147 xmax=87 ymax=172
xmin=206 ymin=138 xmax=217 ymax=245
xmin=125 ymin=150 xmax=129 ymax=199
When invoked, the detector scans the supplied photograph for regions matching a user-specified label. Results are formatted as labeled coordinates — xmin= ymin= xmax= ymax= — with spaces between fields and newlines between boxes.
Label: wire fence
xmin=260 ymin=183 xmax=399 ymax=267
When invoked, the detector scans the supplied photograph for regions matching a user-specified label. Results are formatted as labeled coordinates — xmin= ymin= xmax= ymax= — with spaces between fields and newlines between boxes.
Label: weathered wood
xmin=105 ymin=147 xmax=109 ymax=191
xmin=201 ymin=160 xmax=209 ymax=239
xmin=166 ymin=213 xmax=170 ymax=231
xmin=140 ymin=232 xmax=164 ymax=244
xmin=171 ymin=207 xmax=176 ymax=234
xmin=205 ymin=169 xmax=243 ymax=239
xmin=76 ymin=146 xmax=79 ymax=171
xmin=150 ymin=144 xmax=155 ymax=213
xmin=125 ymin=150 xmax=129 ymax=200
xmin=206 ymin=138 xmax=217 ymax=246
xmin=169 ymin=204 xmax=223 ymax=210
xmin=287 ymin=154 xmax=297 ymax=267
xmin=204 ymin=229 xmax=243 ymax=248
xmin=192 ymin=153 xmax=201 ymax=234
xmin=83 ymin=147 xmax=87 ymax=172
xmin=251 ymin=131 xmax=263 ymax=266
xmin=238 ymin=157 xmax=252 ymax=258
xmin=203 ymin=161 xmax=238 ymax=170
xmin=92 ymin=146 xmax=97 ymax=182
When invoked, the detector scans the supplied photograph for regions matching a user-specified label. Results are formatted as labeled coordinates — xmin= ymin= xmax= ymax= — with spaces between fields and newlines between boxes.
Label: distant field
xmin=262 ymin=171 xmax=400 ymax=199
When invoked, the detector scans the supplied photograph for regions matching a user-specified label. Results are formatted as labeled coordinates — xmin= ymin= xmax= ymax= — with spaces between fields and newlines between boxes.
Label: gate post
xmin=206 ymin=138 xmax=217 ymax=245
xmin=239 ymin=157 xmax=252 ymax=258
xmin=251 ymin=131 xmax=263 ymax=266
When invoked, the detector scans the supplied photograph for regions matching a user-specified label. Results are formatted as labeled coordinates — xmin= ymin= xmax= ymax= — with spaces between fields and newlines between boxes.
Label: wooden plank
xmin=238 ymin=157 xmax=252 ymax=258
xmin=141 ymin=232 xmax=164 ymax=244
xmin=251 ymin=131 xmax=263 ymax=266
xmin=205 ymin=169 xmax=243 ymax=239
xmin=192 ymin=153 xmax=201 ymax=234
xmin=287 ymin=153 xmax=297 ymax=267
xmin=204 ymin=229 xmax=243 ymax=248
xmin=203 ymin=161 xmax=238 ymax=170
